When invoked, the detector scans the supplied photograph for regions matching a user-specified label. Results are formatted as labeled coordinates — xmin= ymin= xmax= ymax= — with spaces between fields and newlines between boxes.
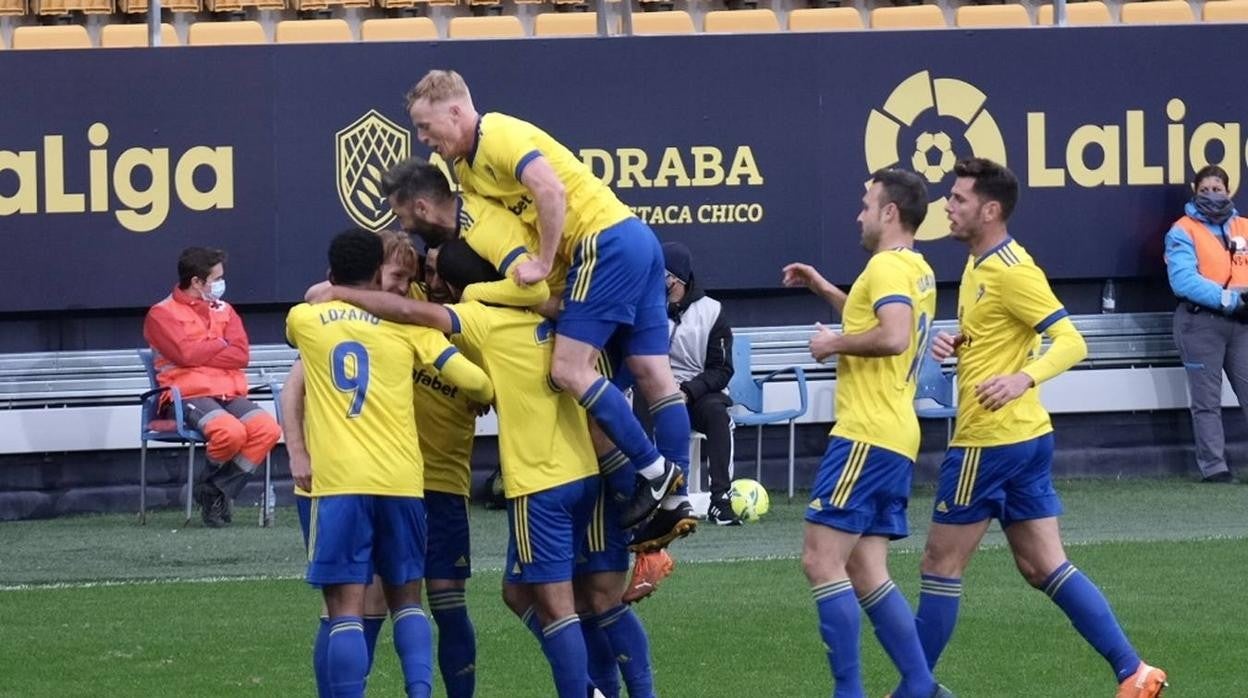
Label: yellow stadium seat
xmin=100 ymin=23 xmax=180 ymax=47
xmin=188 ymin=20 xmax=267 ymax=45
xmin=12 ymin=25 xmax=92 ymax=49
xmin=1120 ymin=0 xmax=1194 ymax=24
xmin=0 ymin=0 xmax=24 ymax=16
xmin=361 ymin=17 xmax=438 ymax=40
xmin=534 ymin=11 xmax=600 ymax=36
xmin=704 ymin=8 xmax=780 ymax=32
xmin=448 ymin=15 xmax=525 ymax=38
xmin=1036 ymin=1 xmax=1112 ymax=24
xmin=118 ymin=0 xmax=199 ymax=13
xmin=32 ymin=0 xmax=111 ymax=13
xmin=631 ymin=10 xmax=694 ymax=34
xmin=788 ymin=7 xmax=863 ymax=30
xmin=955 ymin=4 xmax=1030 ymax=26
xmin=275 ymin=19 xmax=353 ymax=43
xmin=207 ymin=0 xmax=283 ymax=11
xmin=1203 ymin=0 xmax=1248 ymax=21
xmin=870 ymin=5 xmax=947 ymax=28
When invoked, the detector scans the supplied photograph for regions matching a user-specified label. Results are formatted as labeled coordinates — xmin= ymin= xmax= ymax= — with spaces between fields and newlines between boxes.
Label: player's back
xmin=444 ymin=301 xmax=597 ymax=497
xmin=287 ymin=300 xmax=447 ymax=496
xmin=831 ymin=249 xmax=937 ymax=461
xmin=953 ymin=238 xmax=1071 ymax=447
xmin=454 ymin=112 xmax=634 ymax=260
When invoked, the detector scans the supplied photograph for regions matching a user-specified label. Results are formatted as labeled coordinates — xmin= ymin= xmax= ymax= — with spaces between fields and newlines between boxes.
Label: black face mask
xmin=1194 ymin=192 xmax=1235 ymax=225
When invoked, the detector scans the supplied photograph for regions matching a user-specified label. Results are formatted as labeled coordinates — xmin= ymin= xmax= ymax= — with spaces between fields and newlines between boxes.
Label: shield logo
xmin=336 ymin=110 xmax=411 ymax=231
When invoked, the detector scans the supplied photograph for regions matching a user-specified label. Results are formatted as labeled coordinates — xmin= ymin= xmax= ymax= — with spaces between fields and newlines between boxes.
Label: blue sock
xmin=812 ymin=580 xmax=864 ymax=698
xmin=391 ymin=605 xmax=434 ymax=698
xmin=326 ymin=616 xmax=368 ymax=698
xmin=581 ymin=613 xmax=621 ymax=698
xmin=1043 ymin=561 xmax=1141 ymax=683
xmin=597 ymin=605 xmax=655 ymax=698
xmin=540 ymin=614 xmax=590 ymax=698
xmin=313 ymin=617 xmax=331 ymax=698
xmin=579 ymin=378 xmax=662 ymax=473
xmin=914 ymin=574 xmax=962 ymax=670
xmin=598 ymin=449 xmax=637 ymax=503
xmin=429 ymin=590 xmax=477 ymax=698
xmin=650 ymin=395 xmax=691 ymax=497
xmin=363 ymin=614 xmax=386 ymax=672
xmin=860 ymin=581 xmax=935 ymax=698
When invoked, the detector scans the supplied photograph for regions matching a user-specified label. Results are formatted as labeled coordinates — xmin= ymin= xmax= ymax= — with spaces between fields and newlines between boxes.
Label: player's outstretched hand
xmin=974 ymin=372 xmax=1034 ymax=411
xmin=290 ymin=451 xmax=313 ymax=493
xmin=782 ymin=262 xmax=824 ymax=289
xmin=305 ymin=281 xmax=335 ymax=304
xmin=513 ymin=257 xmax=551 ymax=286
xmin=809 ymin=322 xmax=841 ymax=362
xmin=931 ymin=332 xmax=964 ymax=361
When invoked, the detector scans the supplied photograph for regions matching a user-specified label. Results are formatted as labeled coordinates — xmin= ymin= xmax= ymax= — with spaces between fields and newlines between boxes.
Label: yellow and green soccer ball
xmin=728 ymin=478 xmax=770 ymax=522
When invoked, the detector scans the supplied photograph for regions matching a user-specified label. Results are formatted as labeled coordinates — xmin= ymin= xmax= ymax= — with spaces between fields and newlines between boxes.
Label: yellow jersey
xmin=952 ymin=238 xmax=1071 ymax=447
xmin=406 ymin=284 xmax=476 ymax=497
xmin=830 ymin=248 xmax=937 ymax=460
xmin=444 ymin=301 xmax=597 ymax=498
xmin=285 ymin=300 xmax=492 ymax=497
xmin=453 ymin=112 xmax=634 ymax=263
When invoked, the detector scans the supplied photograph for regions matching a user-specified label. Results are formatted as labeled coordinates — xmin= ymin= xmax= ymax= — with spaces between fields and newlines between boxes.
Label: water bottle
xmin=266 ymin=483 xmax=277 ymax=511
xmin=1101 ymin=279 xmax=1117 ymax=314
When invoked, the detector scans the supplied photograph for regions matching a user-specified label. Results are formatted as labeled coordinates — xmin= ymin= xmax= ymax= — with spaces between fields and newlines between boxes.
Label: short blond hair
xmin=378 ymin=230 xmax=420 ymax=279
xmin=405 ymin=70 xmax=471 ymax=109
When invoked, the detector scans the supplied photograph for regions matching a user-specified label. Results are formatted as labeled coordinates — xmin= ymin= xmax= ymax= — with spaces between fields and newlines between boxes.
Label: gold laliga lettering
xmin=1167 ymin=99 xmax=1186 ymax=185
xmin=0 ymin=150 xmax=37 ymax=215
xmin=88 ymin=123 xmax=109 ymax=213
xmin=1066 ymin=124 xmax=1120 ymax=187
xmin=176 ymin=146 xmax=235 ymax=212
xmin=1190 ymin=121 xmax=1240 ymax=194
xmin=113 ymin=147 xmax=170 ymax=234
xmin=1027 ymin=113 xmax=1064 ymax=187
xmin=615 ymin=148 xmax=651 ymax=188
xmin=44 ymin=135 xmax=86 ymax=214
xmin=1126 ymin=111 xmax=1163 ymax=186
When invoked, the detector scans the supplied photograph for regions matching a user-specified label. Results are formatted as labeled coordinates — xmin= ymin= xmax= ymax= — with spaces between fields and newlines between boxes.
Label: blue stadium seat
xmin=914 ymin=343 xmax=957 ymax=444
xmin=727 ymin=335 xmax=808 ymax=500
xmin=137 ymin=348 xmax=206 ymax=526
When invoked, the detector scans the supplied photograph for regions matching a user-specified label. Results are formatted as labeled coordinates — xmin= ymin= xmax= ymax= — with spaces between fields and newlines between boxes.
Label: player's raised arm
xmin=782 ymin=262 xmax=848 ymax=315
xmin=514 ymin=156 xmax=567 ymax=285
xmin=461 ymin=268 xmax=550 ymax=308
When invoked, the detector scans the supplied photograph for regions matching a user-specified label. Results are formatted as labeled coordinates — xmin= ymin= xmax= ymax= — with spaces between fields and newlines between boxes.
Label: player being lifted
xmin=912 ymin=158 xmax=1167 ymax=698
xmin=286 ymin=229 xmax=493 ymax=698
xmin=404 ymin=70 xmax=695 ymax=548
xmin=783 ymin=169 xmax=952 ymax=698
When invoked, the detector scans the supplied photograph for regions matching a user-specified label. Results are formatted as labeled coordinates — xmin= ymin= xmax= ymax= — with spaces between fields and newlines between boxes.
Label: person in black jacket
xmin=662 ymin=242 xmax=741 ymax=526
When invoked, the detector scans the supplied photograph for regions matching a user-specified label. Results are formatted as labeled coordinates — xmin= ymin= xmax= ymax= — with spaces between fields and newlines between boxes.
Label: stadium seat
xmin=788 ymin=7 xmax=864 ymax=31
xmin=0 ymin=0 xmax=23 ymax=15
xmin=275 ymin=19 xmax=353 ymax=43
xmin=361 ymin=17 xmax=438 ymax=40
xmin=100 ymin=23 xmax=180 ymax=47
xmin=915 ymin=347 xmax=957 ymax=445
xmin=11 ymin=25 xmax=92 ymax=49
xmin=32 ymin=0 xmax=110 ymax=14
xmin=118 ymin=0 xmax=200 ymax=13
xmin=1036 ymin=1 xmax=1112 ymax=25
xmin=448 ymin=15 xmax=525 ymax=39
xmin=206 ymin=0 xmax=283 ymax=11
xmin=1203 ymin=0 xmax=1248 ymax=21
xmin=1120 ymin=0 xmax=1195 ymax=24
xmin=290 ymin=0 xmax=367 ymax=11
xmin=727 ymin=335 xmax=808 ymax=501
xmin=534 ymin=11 xmax=601 ymax=36
xmin=870 ymin=5 xmax=947 ymax=29
xmin=704 ymin=8 xmax=780 ymax=33
xmin=631 ymin=10 xmax=694 ymax=34
xmin=955 ymin=3 xmax=1031 ymax=26
xmin=188 ymin=20 xmax=266 ymax=46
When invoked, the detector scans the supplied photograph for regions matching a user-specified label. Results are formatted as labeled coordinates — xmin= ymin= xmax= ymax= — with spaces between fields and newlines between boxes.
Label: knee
xmin=204 ymin=416 xmax=246 ymax=458
xmin=919 ymin=544 xmax=965 ymax=579
xmin=1015 ymin=557 xmax=1054 ymax=589
xmin=500 ymin=584 xmax=527 ymax=618
xmin=550 ymin=353 xmax=592 ymax=394
xmin=363 ymin=583 xmax=389 ymax=617
xmin=244 ymin=413 xmax=282 ymax=449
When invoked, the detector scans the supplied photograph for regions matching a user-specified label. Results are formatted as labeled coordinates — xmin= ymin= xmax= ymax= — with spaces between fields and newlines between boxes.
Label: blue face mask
xmin=206 ymin=279 xmax=226 ymax=301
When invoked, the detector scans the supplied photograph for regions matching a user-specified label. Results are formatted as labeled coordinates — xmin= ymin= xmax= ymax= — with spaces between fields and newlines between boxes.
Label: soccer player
xmin=286 ymin=229 xmax=494 ymax=698
xmin=783 ymin=169 xmax=951 ymax=698
xmin=404 ymin=69 xmax=694 ymax=545
xmin=912 ymin=158 xmax=1167 ymax=698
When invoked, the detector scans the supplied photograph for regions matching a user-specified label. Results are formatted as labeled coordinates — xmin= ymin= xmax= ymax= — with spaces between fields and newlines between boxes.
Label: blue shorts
xmin=576 ymin=480 xmax=631 ymax=576
xmin=306 ymin=494 xmax=427 ymax=588
xmin=425 ymin=490 xmax=471 ymax=581
xmin=506 ymin=476 xmax=600 ymax=584
xmin=297 ymin=494 xmax=312 ymax=549
xmin=932 ymin=434 xmax=1063 ymax=527
xmin=558 ymin=217 xmax=668 ymax=357
xmin=805 ymin=437 xmax=913 ymax=540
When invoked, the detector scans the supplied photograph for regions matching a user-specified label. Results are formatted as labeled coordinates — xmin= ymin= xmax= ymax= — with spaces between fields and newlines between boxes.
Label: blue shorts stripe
xmin=831 ymin=442 xmax=869 ymax=508
xmin=932 ymin=435 xmax=1063 ymax=527
xmin=571 ymin=234 xmax=599 ymax=303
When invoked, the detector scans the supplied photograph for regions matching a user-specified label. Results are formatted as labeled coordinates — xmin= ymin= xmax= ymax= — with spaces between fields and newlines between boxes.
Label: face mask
xmin=1194 ymin=192 xmax=1235 ymax=225
xmin=206 ymin=279 xmax=226 ymax=301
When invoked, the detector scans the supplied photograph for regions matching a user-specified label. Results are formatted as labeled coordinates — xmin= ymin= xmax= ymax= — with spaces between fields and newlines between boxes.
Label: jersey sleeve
xmin=465 ymin=217 xmax=533 ymax=278
xmin=478 ymin=118 xmax=544 ymax=184
xmin=406 ymin=324 xmax=494 ymax=404
xmin=864 ymin=254 xmax=917 ymax=313
xmin=443 ymin=301 xmax=492 ymax=353
xmin=1001 ymin=263 xmax=1068 ymax=333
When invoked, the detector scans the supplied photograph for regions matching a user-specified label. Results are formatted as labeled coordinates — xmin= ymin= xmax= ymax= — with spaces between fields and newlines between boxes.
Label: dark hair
xmin=871 ymin=168 xmax=928 ymax=233
xmin=1192 ymin=164 xmax=1230 ymax=191
xmin=177 ymin=247 xmax=226 ymax=289
xmin=381 ymin=157 xmax=454 ymax=206
xmin=953 ymin=158 xmax=1019 ymax=221
xmin=437 ymin=239 xmax=502 ymax=292
xmin=328 ymin=229 xmax=384 ymax=286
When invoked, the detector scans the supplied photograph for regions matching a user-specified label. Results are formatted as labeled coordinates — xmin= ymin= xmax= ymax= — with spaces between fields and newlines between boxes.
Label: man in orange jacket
xmin=143 ymin=247 xmax=281 ymax=527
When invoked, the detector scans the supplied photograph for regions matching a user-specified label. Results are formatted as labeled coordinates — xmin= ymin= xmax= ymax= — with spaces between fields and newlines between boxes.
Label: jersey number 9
xmin=331 ymin=341 xmax=370 ymax=418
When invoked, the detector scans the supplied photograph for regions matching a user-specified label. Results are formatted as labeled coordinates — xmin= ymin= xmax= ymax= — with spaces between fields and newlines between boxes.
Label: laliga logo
xmin=336 ymin=110 xmax=411 ymax=232
xmin=865 ymin=71 xmax=1007 ymax=241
